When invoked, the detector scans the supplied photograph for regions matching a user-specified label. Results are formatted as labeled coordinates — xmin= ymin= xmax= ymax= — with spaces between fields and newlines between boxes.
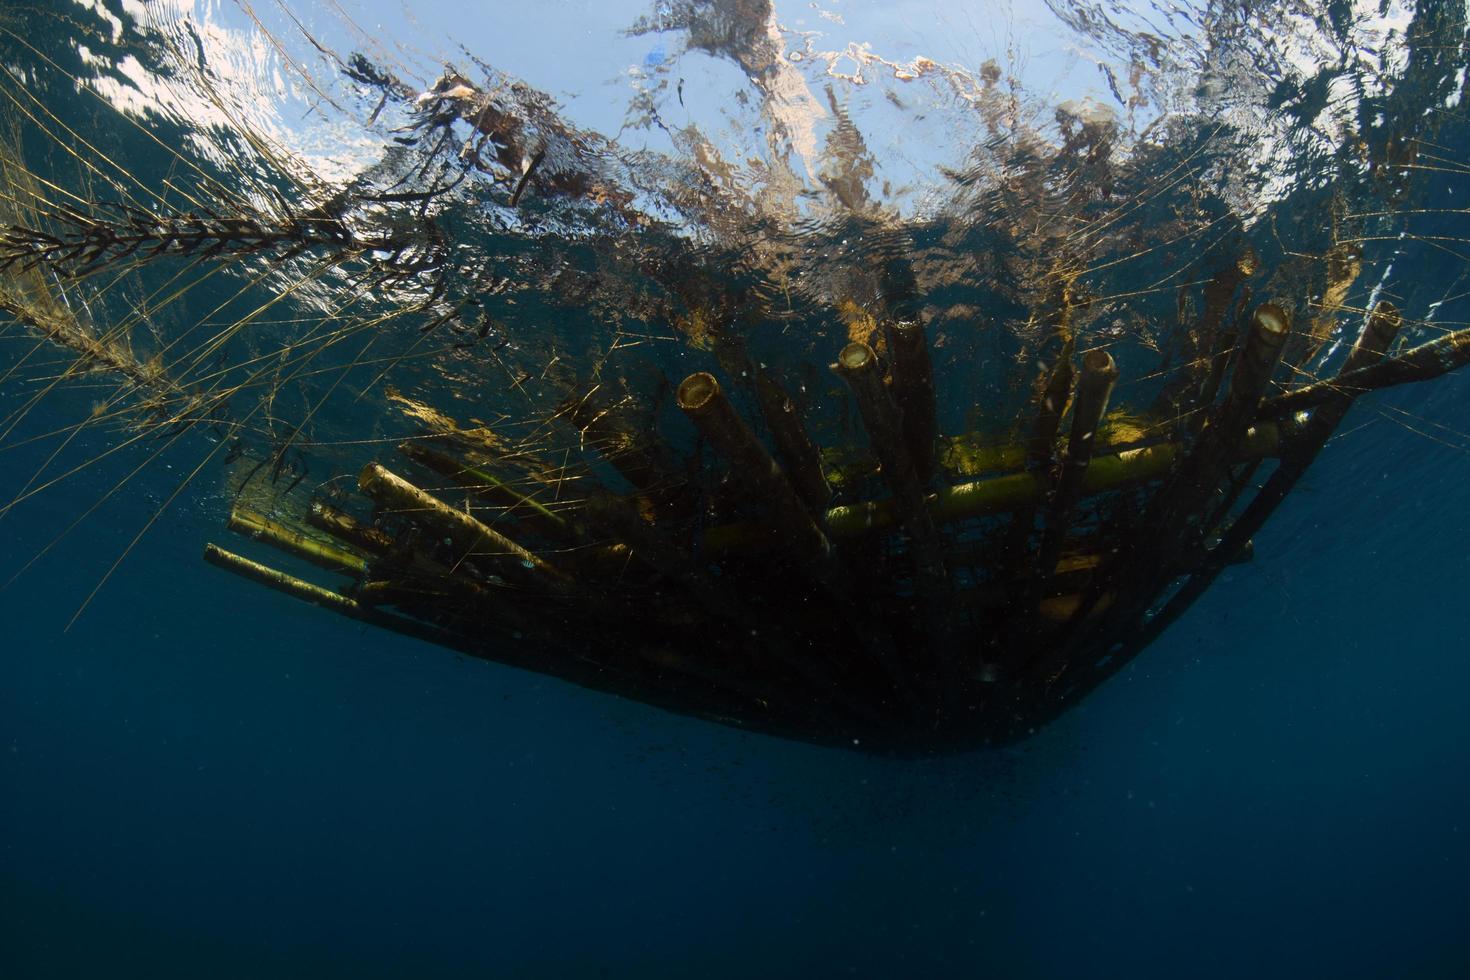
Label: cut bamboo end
xmin=1253 ymin=302 xmax=1290 ymax=339
xmin=676 ymin=371 xmax=721 ymax=414
xmin=837 ymin=341 xmax=875 ymax=373
xmin=675 ymin=369 xmax=835 ymax=574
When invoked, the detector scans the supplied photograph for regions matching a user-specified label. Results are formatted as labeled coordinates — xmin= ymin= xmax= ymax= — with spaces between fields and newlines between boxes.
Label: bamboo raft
xmin=198 ymin=293 xmax=1470 ymax=754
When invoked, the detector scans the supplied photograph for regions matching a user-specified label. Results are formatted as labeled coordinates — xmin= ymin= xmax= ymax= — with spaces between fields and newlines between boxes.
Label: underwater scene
xmin=1 ymin=0 xmax=1468 ymax=975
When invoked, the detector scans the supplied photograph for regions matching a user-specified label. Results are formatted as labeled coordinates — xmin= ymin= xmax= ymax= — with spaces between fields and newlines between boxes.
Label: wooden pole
xmin=834 ymin=341 xmax=947 ymax=595
xmin=883 ymin=318 xmax=938 ymax=482
xmin=1035 ymin=348 xmax=1118 ymax=582
xmin=227 ymin=506 xmax=368 ymax=576
xmin=676 ymin=371 xmax=837 ymax=579
xmin=752 ymin=370 xmax=832 ymax=513
xmin=1257 ymin=320 xmax=1470 ymax=416
xmin=358 ymin=463 xmax=570 ymax=592
xmin=396 ymin=441 xmax=571 ymax=540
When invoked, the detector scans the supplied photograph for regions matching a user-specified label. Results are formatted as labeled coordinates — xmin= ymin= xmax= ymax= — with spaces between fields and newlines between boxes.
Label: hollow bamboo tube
xmin=306 ymin=501 xmax=396 ymax=554
xmin=397 ymin=441 xmax=571 ymax=539
xmin=834 ymin=342 xmax=947 ymax=593
xmin=1258 ymin=320 xmax=1470 ymax=416
xmin=752 ymin=370 xmax=832 ymax=512
xmin=1035 ymin=349 xmax=1119 ymax=580
xmin=564 ymin=391 xmax=682 ymax=503
xmin=695 ymin=417 xmax=1300 ymax=559
xmin=1092 ymin=302 xmax=1406 ymax=684
xmin=1156 ymin=303 xmax=1290 ymax=544
xmin=676 ymin=371 xmax=835 ymax=574
xmin=884 ymin=318 xmax=938 ymax=482
xmin=227 ymin=506 xmax=368 ymax=576
xmin=1063 ymin=303 xmax=1289 ymax=674
xmin=357 ymin=463 xmax=570 ymax=592
xmin=202 ymin=543 xmax=466 ymax=648
xmin=1026 ymin=348 xmax=1076 ymax=470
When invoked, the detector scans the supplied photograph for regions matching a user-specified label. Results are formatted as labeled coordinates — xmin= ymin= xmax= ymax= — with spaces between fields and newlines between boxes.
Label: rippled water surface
xmin=2 ymin=1 xmax=1469 ymax=976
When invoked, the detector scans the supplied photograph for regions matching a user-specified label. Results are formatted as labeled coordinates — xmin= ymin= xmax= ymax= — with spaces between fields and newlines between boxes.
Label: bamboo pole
xmin=563 ymin=390 xmax=684 ymax=507
xmin=1153 ymin=303 xmax=1290 ymax=558
xmin=752 ymin=370 xmax=832 ymax=513
xmin=396 ymin=441 xmax=571 ymax=540
xmin=202 ymin=544 xmax=468 ymax=648
xmin=696 ymin=417 xmax=1299 ymax=559
xmin=676 ymin=371 xmax=837 ymax=577
xmin=1063 ymin=302 xmax=1407 ymax=699
xmin=883 ymin=318 xmax=938 ymax=482
xmin=1025 ymin=348 xmax=1076 ymax=471
xmin=307 ymin=501 xmax=396 ymax=554
xmin=834 ymin=341 xmax=947 ymax=595
xmin=358 ymin=463 xmax=570 ymax=592
xmin=227 ymin=506 xmax=368 ymax=576
xmin=1035 ymin=348 xmax=1119 ymax=582
xmin=1258 ymin=320 xmax=1470 ymax=415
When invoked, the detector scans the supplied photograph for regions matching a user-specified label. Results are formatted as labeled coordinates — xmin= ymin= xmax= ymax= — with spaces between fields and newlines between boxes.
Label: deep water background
xmin=5 ymin=4 xmax=1470 ymax=978
xmin=3 ymin=343 xmax=1468 ymax=980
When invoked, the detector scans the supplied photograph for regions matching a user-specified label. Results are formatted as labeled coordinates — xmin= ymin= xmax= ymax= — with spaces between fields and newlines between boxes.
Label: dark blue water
xmin=4 ymin=340 xmax=1468 ymax=978
xmin=5 ymin=1 xmax=1470 ymax=977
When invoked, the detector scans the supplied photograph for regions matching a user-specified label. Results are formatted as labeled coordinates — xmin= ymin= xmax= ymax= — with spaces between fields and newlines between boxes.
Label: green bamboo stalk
xmin=357 ymin=463 xmax=570 ymax=592
xmin=227 ymin=506 xmax=368 ymax=576
xmin=397 ymin=441 xmax=571 ymax=539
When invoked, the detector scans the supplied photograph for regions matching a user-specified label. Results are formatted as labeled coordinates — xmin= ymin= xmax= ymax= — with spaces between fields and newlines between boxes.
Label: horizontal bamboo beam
xmin=1259 ymin=321 xmax=1470 ymax=415
xmin=307 ymin=501 xmax=396 ymax=554
xmin=202 ymin=544 xmax=466 ymax=648
xmin=397 ymin=441 xmax=571 ymax=539
xmin=358 ymin=463 xmax=570 ymax=592
xmin=227 ymin=507 xmax=368 ymax=576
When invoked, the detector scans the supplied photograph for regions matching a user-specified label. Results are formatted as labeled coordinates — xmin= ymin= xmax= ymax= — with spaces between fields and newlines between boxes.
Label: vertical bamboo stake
xmin=1124 ymin=301 xmax=1404 ymax=637
xmin=834 ymin=342 xmax=947 ymax=598
xmin=883 ymin=318 xmax=938 ymax=482
xmin=1035 ymin=348 xmax=1118 ymax=582
xmin=752 ymin=370 xmax=832 ymax=513
xmin=1025 ymin=347 xmax=1076 ymax=471
xmin=676 ymin=371 xmax=837 ymax=579
xmin=1155 ymin=302 xmax=1291 ymax=555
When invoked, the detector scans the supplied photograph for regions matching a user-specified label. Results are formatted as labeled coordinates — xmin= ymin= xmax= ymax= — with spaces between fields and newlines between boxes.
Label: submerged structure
xmin=2 ymin=1 xmax=1469 ymax=752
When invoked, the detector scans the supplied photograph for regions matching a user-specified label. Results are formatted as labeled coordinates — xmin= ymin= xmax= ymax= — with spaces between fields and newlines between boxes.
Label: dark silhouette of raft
xmin=204 ymin=296 xmax=1469 ymax=753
